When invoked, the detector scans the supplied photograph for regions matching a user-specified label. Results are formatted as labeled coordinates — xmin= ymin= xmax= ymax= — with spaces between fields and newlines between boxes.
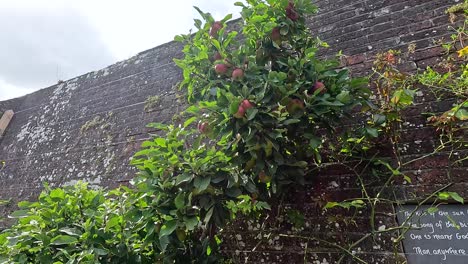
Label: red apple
xmin=241 ymin=99 xmax=254 ymax=110
xmin=234 ymin=105 xmax=246 ymax=119
xmin=271 ymin=27 xmax=281 ymax=42
xmin=287 ymin=98 xmax=305 ymax=113
xmin=210 ymin=21 xmax=223 ymax=37
xmin=214 ymin=64 xmax=228 ymax=75
xmin=232 ymin=68 xmax=244 ymax=81
xmin=311 ymin=81 xmax=326 ymax=94
xmin=197 ymin=122 xmax=210 ymax=134
xmin=286 ymin=2 xmax=299 ymax=21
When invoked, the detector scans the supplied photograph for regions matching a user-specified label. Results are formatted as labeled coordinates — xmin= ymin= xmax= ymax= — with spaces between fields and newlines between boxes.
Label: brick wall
xmin=0 ymin=0 xmax=465 ymax=262
xmin=0 ymin=42 xmax=186 ymax=222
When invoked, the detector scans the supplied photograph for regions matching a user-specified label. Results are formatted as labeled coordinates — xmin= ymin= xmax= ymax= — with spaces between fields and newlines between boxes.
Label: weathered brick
xmin=0 ymin=1 xmax=464 ymax=262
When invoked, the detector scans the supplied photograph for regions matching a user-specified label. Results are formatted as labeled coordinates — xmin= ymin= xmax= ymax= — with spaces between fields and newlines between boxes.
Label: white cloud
xmin=75 ymin=0 xmax=242 ymax=59
xmin=0 ymin=0 xmax=243 ymax=100
xmin=0 ymin=78 xmax=34 ymax=100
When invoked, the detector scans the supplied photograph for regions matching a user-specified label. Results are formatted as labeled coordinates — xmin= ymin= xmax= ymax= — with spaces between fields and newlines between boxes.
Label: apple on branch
xmin=214 ymin=64 xmax=229 ymax=75
xmin=232 ymin=68 xmax=244 ymax=81
xmin=210 ymin=21 xmax=223 ymax=37
xmin=309 ymin=81 xmax=327 ymax=95
xmin=197 ymin=121 xmax=210 ymax=134
xmin=287 ymin=98 xmax=305 ymax=114
xmin=234 ymin=99 xmax=254 ymax=118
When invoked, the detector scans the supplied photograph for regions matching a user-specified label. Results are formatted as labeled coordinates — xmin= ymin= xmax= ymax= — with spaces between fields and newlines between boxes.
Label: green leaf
xmin=175 ymin=193 xmax=185 ymax=209
xmin=106 ymin=216 xmax=120 ymax=230
xmin=391 ymin=89 xmax=415 ymax=107
xmin=174 ymin=35 xmax=184 ymax=42
xmin=176 ymin=173 xmax=194 ymax=185
xmin=93 ymin=248 xmax=109 ymax=256
xmin=146 ymin=122 xmax=168 ymax=130
xmin=225 ymin=187 xmax=242 ymax=198
xmin=438 ymin=192 xmax=450 ymax=200
xmin=324 ymin=202 xmax=339 ymax=209
xmin=50 ymin=189 xmax=65 ymax=200
xmin=184 ymin=216 xmax=199 ymax=230
xmin=317 ymin=100 xmax=344 ymax=107
xmin=193 ymin=6 xmax=213 ymax=23
xmin=351 ymin=200 xmax=365 ymax=207
xmin=448 ymin=192 xmax=464 ymax=204
xmin=10 ymin=210 xmax=30 ymax=218
xmin=159 ymin=220 xmax=177 ymax=238
xmin=50 ymin=235 xmax=78 ymax=245
xmin=365 ymin=127 xmax=378 ymax=138
xmin=403 ymin=174 xmax=412 ymax=184
xmin=59 ymin=227 xmax=82 ymax=237
xmin=283 ymin=119 xmax=300 ymax=125
xmin=204 ymin=207 xmax=214 ymax=223
xmin=455 ymin=108 xmax=467 ymax=121
xmin=246 ymin=108 xmax=258 ymax=121
xmin=221 ymin=14 xmax=233 ymax=23
xmin=193 ymin=19 xmax=202 ymax=29
xmin=183 ymin=116 xmax=197 ymax=128
xmin=212 ymin=39 xmax=221 ymax=51
xmin=230 ymin=101 xmax=240 ymax=115
xmin=373 ymin=114 xmax=386 ymax=126
xmin=336 ymin=91 xmax=351 ymax=104
xmin=194 ymin=176 xmax=211 ymax=191
xmin=447 ymin=214 xmax=461 ymax=229
xmin=159 ymin=234 xmax=170 ymax=252
xmin=154 ymin=138 xmax=167 ymax=147
xmin=141 ymin=141 xmax=155 ymax=148
xmin=290 ymin=161 xmax=308 ymax=167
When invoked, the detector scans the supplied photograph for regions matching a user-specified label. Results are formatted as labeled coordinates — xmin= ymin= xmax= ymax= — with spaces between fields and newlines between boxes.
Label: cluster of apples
xmin=286 ymin=81 xmax=327 ymax=113
xmin=204 ymin=4 xmax=325 ymax=187
xmin=197 ymin=100 xmax=254 ymax=132
xmin=234 ymin=99 xmax=254 ymax=119
xmin=214 ymin=63 xmax=245 ymax=81
xmin=210 ymin=21 xmax=246 ymax=81
xmin=206 ymin=10 xmax=327 ymax=121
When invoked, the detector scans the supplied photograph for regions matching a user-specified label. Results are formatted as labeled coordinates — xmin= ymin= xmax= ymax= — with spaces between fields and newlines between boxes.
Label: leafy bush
xmin=0 ymin=184 xmax=157 ymax=263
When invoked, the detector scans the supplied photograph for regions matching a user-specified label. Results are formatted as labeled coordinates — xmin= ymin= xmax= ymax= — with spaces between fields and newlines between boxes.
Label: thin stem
xmin=278 ymin=234 xmax=368 ymax=264
xmin=393 ymin=183 xmax=453 ymax=244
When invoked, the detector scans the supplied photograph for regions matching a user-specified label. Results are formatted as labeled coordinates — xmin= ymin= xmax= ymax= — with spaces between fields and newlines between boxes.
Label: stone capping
xmin=0 ymin=110 xmax=14 ymax=137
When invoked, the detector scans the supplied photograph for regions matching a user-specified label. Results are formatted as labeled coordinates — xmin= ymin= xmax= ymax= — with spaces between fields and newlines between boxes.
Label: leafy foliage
xmin=174 ymin=0 xmax=371 ymax=195
xmin=0 ymin=183 xmax=159 ymax=263
xmin=1 ymin=1 xmax=374 ymax=262
xmin=1 ymin=1 xmax=466 ymax=264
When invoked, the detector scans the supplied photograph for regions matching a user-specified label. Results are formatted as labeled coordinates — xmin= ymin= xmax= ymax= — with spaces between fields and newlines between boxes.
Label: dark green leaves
xmin=159 ymin=220 xmax=178 ymax=238
xmin=50 ymin=235 xmax=78 ymax=245
xmin=175 ymin=193 xmax=185 ymax=209
xmin=59 ymin=227 xmax=82 ymax=237
xmin=194 ymin=176 xmax=211 ymax=191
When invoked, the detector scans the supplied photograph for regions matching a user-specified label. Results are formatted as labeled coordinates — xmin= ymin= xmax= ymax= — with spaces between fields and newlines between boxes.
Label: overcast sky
xmin=0 ymin=0 xmax=242 ymax=100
